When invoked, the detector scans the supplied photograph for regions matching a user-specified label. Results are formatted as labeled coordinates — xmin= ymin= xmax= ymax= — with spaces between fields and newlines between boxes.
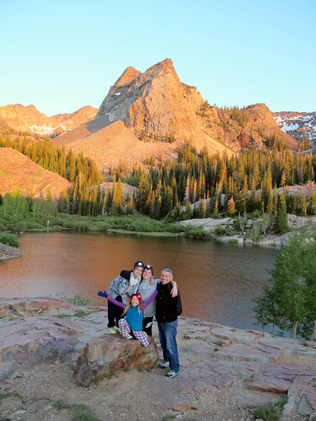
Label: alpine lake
xmin=0 ymin=231 xmax=279 ymax=331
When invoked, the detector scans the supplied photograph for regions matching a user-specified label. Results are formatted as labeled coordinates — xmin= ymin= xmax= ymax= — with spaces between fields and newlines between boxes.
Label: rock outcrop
xmin=0 ymin=147 xmax=70 ymax=199
xmin=179 ymin=214 xmax=316 ymax=247
xmin=0 ymin=297 xmax=315 ymax=420
xmin=74 ymin=336 xmax=159 ymax=387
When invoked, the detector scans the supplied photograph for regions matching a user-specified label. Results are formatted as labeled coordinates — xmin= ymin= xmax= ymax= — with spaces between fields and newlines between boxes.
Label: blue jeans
xmin=158 ymin=320 xmax=180 ymax=373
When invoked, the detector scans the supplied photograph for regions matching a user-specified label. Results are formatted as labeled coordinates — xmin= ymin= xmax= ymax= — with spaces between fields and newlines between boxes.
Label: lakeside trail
xmin=0 ymin=298 xmax=315 ymax=421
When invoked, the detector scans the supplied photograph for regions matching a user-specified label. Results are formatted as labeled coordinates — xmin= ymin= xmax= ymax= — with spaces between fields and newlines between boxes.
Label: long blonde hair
xmin=122 ymin=302 xmax=141 ymax=316
xmin=122 ymin=293 xmax=142 ymax=316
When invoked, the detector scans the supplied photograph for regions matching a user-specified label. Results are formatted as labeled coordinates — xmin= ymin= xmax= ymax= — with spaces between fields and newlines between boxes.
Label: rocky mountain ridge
xmin=53 ymin=59 xmax=298 ymax=169
xmin=0 ymin=104 xmax=98 ymax=137
xmin=0 ymin=59 xmax=307 ymax=172
xmin=274 ymin=111 xmax=316 ymax=147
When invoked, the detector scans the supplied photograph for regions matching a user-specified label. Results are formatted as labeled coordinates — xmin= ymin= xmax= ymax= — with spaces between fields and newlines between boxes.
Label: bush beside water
xmin=0 ymin=233 xmax=19 ymax=247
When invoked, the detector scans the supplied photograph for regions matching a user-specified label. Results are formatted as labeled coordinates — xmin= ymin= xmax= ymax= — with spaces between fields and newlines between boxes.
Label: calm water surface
xmin=0 ymin=232 xmax=279 ymax=330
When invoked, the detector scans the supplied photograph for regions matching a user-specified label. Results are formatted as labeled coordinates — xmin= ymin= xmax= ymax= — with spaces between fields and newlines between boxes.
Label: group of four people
xmin=98 ymin=261 xmax=182 ymax=378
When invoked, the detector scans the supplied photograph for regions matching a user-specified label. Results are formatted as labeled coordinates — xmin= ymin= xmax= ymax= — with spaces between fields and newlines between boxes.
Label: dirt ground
xmin=0 ymin=355 xmax=308 ymax=421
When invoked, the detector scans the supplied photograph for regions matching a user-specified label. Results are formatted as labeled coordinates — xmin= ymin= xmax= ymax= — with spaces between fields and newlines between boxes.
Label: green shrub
xmin=0 ymin=392 xmax=19 ymax=400
xmin=71 ymin=412 xmax=101 ymax=421
xmin=11 ymin=220 xmax=28 ymax=231
xmin=251 ymin=224 xmax=263 ymax=243
xmin=252 ymin=397 xmax=287 ymax=421
xmin=26 ymin=221 xmax=45 ymax=229
xmin=58 ymin=294 xmax=91 ymax=306
xmin=51 ymin=400 xmax=68 ymax=410
xmin=251 ymin=209 xmax=262 ymax=219
xmin=165 ymin=223 xmax=185 ymax=233
xmin=184 ymin=226 xmax=212 ymax=240
xmin=86 ymin=222 xmax=110 ymax=232
xmin=214 ymin=226 xmax=233 ymax=236
xmin=233 ymin=214 xmax=248 ymax=232
xmin=62 ymin=220 xmax=89 ymax=230
xmin=0 ymin=233 xmax=19 ymax=247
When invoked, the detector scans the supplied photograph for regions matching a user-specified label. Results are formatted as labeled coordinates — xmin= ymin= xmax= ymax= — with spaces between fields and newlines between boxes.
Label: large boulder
xmin=74 ymin=334 xmax=159 ymax=387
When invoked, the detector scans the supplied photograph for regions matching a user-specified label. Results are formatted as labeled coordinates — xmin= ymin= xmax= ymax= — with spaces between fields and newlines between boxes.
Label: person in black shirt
xmin=156 ymin=268 xmax=182 ymax=378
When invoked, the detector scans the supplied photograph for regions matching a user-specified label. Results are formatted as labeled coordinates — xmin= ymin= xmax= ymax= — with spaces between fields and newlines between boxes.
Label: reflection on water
xmin=0 ymin=232 xmax=279 ymax=330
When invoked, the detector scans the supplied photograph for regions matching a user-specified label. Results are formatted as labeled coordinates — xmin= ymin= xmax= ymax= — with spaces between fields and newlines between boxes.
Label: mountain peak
xmin=97 ymin=58 xmax=206 ymax=145
xmin=142 ymin=58 xmax=179 ymax=81
xmin=110 ymin=66 xmax=141 ymax=93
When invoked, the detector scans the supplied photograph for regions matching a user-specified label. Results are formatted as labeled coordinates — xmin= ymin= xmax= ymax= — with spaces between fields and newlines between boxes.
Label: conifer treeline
xmin=1 ymin=134 xmax=315 ymax=219
xmin=113 ymin=143 xmax=316 ymax=219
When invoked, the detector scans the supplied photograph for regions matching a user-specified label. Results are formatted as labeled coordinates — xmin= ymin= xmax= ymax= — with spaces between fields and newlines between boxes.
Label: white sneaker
xmin=165 ymin=369 xmax=179 ymax=378
xmin=159 ymin=360 xmax=169 ymax=368
xmin=125 ymin=334 xmax=133 ymax=340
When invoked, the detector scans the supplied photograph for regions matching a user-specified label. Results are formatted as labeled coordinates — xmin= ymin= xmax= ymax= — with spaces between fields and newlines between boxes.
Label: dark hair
xmin=144 ymin=264 xmax=154 ymax=274
xmin=133 ymin=261 xmax=144 ymax=269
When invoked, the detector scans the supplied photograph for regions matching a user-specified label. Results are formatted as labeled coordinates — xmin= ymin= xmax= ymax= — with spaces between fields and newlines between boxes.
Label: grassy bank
xmin=0 ymin=213 xmax=213 ymax=241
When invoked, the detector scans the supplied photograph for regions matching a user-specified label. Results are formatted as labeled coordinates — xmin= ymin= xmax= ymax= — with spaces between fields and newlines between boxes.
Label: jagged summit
xmin=97 ymin=58 xmax=209 ymax=146
xmin=109 ymin=66 xmax=141 ymax=94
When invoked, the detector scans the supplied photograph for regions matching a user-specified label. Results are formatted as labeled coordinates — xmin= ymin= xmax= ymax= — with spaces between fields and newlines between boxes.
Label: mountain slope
xmin=0 ymin=148 xmax=70 ymax=199
xmin=0 ymin=104 xmax=98 ymax=136
xmin=53 ymin=119 xmax=178 ymax=170
xmin=274 ymin=111 xmax=316 ymax=147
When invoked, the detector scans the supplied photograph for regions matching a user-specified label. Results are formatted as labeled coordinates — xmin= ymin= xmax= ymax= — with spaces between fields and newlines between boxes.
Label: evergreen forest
xmin=0 ymin=132 xmax=316 ymax=221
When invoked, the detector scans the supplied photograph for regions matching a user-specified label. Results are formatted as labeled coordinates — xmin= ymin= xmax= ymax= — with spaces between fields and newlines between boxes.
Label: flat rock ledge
xmin=0 ymin=297 xmax=315 ymax=420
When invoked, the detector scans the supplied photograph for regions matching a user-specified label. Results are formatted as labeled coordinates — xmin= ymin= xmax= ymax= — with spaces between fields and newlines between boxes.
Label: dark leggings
xmin=142 ymin=316 xmax=154 ymax=336
xmin=107 ymin=295 xmax=123 ymax=328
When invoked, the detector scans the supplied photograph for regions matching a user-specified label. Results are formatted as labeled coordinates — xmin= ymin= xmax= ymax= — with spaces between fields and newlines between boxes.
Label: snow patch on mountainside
xmin=274 ymin=111 xmax=316 ymax=145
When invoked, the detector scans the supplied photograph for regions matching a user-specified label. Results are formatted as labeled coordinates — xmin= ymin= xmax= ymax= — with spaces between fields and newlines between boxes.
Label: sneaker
xmin=109 ymin=327 xmax=117 ymax=334
xmin=165 ymin=370 xmax=179 ymax=378
xmin=114 ymin=326 xmax=122 ymax=334
xmin=159 ymin=360 xmax=169 ymax=368
xmin=125 ymin=333 xmax=133 ymax=340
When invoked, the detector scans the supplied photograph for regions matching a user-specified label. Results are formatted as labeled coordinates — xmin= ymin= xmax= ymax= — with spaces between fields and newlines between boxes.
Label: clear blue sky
xmin=1 ymin=0 xmax=315 ymax=116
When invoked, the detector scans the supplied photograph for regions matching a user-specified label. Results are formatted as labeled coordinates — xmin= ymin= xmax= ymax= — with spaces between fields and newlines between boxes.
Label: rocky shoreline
xmin=0 ymin=243 xmax=25 ymax=261
xmin=0 ymin=298 xmax=315 ymax=420
xmin=180 ymin=214 xmax=316 ymax=247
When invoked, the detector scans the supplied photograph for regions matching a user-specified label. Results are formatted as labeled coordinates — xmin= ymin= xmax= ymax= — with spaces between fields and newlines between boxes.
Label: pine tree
xmin=185 ymin=201 xmax=192 ymax=219
xmin=238 ymin=175 xmax=248 ymax=213
xmin=254 ymin=230 xmax=316 ymax=339
xmin=227 ymin=196 xmax=236 ymax=216
xmin=126 ymin=194 xmax=134 ymax=215
xmin=307 ymin=191 xmax=316 ymax=215
xmin=266 ymin=190 xmax=274 ymax=214
xmin=273 ymin=184 xmax=278 ymax=215
xmin=275 ymin=193 xmax=289 ymax=234
xmin=297 ymin=189 xmax=307 ymax=216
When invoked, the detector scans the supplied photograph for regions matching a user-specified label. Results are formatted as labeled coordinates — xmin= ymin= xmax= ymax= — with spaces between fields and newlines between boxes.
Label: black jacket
xmin=156 ymin=282 xmax=182 ymax=323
